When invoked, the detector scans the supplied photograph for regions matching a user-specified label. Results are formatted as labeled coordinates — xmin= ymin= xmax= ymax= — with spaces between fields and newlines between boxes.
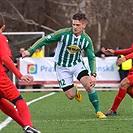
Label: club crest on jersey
xmin=67 ymin=45 xmax=80 ymax=54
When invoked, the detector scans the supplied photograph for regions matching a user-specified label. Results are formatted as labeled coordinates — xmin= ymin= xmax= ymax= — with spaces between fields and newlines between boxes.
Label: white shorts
xmin=55 ymin=62 xmax=88 ymax=88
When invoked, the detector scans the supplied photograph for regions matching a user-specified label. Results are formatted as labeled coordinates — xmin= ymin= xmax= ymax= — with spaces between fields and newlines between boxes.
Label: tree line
xmin=0 ymin=0 xmax=133 ymax=56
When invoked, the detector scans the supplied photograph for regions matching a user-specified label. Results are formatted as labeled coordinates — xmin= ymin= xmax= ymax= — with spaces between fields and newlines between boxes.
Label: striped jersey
xmin=28 ymin=28 xmax=96 ymax=74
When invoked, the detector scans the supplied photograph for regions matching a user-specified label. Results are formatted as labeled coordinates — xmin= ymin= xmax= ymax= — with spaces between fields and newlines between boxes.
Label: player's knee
xmin=83 ymin=83 xmax=92 ymax=92
xmin=12 ymin=95 xmax=23 ymax=104
xmin=120 ymin=78 xmax=130 ymax=88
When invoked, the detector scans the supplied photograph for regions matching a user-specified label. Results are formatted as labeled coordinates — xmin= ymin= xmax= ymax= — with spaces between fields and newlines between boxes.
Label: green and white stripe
xmin=28 ymin=28 xmax=95 ymax=72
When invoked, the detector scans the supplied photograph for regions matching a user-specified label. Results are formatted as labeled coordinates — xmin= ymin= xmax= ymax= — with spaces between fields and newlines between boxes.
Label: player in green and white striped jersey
xmin=22 ymin=12 xmax=106 ymax=119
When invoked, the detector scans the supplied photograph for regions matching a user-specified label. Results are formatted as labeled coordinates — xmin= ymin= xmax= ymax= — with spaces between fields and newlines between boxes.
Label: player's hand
xmin=116 ymin=57 xmax=126 ymax=66
xmin=90 ymin=76 xmax=96 ymax=87
xmin=21 ymin=75 xmax=34 ymax=82
xmin=22 ymin=50 xmax=31 ymax=58
xmin=104 ymin=49 xmax=114 ymax=55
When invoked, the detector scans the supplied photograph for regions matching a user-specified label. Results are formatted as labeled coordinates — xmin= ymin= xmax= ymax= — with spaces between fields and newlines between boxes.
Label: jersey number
xmin=59 ymin=79 xmax=66 ymax=86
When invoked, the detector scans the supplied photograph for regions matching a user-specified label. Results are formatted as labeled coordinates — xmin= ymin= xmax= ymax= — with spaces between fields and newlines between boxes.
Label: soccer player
xmin=0 ymin=15 xmax=41 ymax=133
xmin=22 ymin=12 xmax=106 ymax=118
xmin=104 ymin=45 xmax=133 ymax=116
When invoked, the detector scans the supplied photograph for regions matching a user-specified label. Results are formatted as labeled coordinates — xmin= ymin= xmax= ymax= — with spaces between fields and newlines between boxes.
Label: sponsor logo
xmin=27 ymin=64 xmax=37 ymax=74
xmin=67 ymin=45 xmax=80 ymax=54
xmin=96 ymin=65 xmax=114 ymax=72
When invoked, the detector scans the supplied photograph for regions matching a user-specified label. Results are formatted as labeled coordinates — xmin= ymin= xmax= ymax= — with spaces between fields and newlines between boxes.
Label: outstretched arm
xmin=114 ymin=47 xmax=133 ymax=55
xmin=104 ymin=44 xmax=133 ymax=56
xmin=23 ymin=29 xmax=64 ymax=57
xmin=106 ymin=45 xmax=133 ymax=55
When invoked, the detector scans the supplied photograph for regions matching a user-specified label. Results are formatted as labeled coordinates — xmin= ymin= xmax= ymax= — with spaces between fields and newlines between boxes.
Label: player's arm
xmin=1 ymin=55 xmax=22 ymax=79
xmin=105 ymin=44 xmax=133 ymax=56
xmin=84 ymin=46 xmax=97 ymax=87
xmin=84 ymin=46 xmax=96 ymax=76
xmin=114 ymin=44 xmax=133 ymax=55
xmin=27 ymin=29 xmax=65 ymax=56
xmin=114 ymin=47 xmax=133 ymax=55
xmin=116 ymin=52 xmax=133 ymax=66
xmin=1 ymin=55 xmax=33 ymax=81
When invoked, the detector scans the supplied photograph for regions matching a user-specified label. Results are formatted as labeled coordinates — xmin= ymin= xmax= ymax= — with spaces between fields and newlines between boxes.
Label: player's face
xmin=72 ymin=20 xmax=86 ymax=36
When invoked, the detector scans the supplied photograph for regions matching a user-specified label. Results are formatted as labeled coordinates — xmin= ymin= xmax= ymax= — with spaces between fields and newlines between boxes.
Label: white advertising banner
xmin=19 ymin=57 xmax=120 ymax=87
xmin=96 ymin=57 xmax=120 ymax=81
xmin=20 ymin=57 xmax=56 ymax=81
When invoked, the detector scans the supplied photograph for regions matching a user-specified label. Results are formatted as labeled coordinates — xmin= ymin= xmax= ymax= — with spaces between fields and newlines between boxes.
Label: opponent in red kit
xmin=0 ymin=15 xmax=41 ymax=133
xmin=104 ymin=44 xmax=133 ymax=116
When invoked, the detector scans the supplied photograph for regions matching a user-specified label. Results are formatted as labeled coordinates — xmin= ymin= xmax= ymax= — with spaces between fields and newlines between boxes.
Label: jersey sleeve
xmin=1 ymin=55 xmax=22 ymax=79
xmin=125 ymin=52 xmax=133 ymax=60
xmin=84 ymin=39 xmax=96 ymax=75
xmin=28 ymin=29 xmax=66 ymax=55
xmin=114 ymin=44 xmax=133 ymax=55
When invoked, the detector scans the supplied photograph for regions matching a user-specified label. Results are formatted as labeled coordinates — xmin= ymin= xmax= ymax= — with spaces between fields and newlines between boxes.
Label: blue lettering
xmin=40 ymin=66 xmax=45 ymax=71
xmin=40 ymin=66 xmax=55 ymax=72
xmin=96 ymin=65 xmax=114 ymax=72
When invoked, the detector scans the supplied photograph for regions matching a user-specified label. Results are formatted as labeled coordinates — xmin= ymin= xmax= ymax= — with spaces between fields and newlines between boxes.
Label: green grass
xmin=0 ymin=91 xmax=133 ymax=133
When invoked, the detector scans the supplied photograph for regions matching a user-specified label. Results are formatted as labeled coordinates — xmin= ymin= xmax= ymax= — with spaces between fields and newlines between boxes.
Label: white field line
xmin=42 ymin=118 xmax=133 ymax=123
xmin=0 ymin=92 xmax=56 ymax=131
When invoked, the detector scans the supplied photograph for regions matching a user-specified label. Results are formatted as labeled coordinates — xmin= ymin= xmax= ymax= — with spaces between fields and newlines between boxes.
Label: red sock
xmin=0 ymin=98 xmax=24 ymax=127
xmin=111 ymin=88 xmax=127 ymax=112
xmin=15 ymin=99 xmax=32 ymax=127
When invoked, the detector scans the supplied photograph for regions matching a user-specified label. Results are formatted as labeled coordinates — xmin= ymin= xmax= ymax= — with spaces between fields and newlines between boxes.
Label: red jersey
xmin=0 ymin=33 xmax=22 ymax=101
xmin=114 ymin=44 xmax=133 ymax=60
xmin=0 ymin=33 xmax=22 ymax=79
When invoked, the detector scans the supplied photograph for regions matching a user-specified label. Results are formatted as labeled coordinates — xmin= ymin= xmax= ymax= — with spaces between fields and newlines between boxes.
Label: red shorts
xmin=0 ymin=73 xmax=20 ymax=102
xmin=127 ymin=67 xmax=133 ymax=86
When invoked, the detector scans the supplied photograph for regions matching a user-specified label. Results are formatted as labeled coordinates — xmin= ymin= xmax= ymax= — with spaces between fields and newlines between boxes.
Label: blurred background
xmin=0 ymin=0 xmax=133 ymax=57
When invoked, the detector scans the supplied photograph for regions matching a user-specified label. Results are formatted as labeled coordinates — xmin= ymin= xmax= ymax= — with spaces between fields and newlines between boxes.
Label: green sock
xmin=73 ymin=85 xmax=77 ymax=95
xmin=88 ymin=89 xmax=100 ymax=113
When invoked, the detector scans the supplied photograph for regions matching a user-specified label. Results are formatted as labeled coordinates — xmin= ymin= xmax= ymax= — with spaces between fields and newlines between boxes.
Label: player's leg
xmin=11 ymin=90 xmax=41 ymax=133
xmin=79 ymin=74 xmax=106 ymax=118
xmin=73 ymin=62 xmax=106 ymax=118
xmin=126 ymin=72 xmax=133 ymax=98
xmin=1 ymin=76 xmax=41 ymax=133
xmin=0 ymin=97 xmax=24 ymax=127
xmin=55 ymin=64 xmax=82 ymax=101
xmin=12 ymin=95 xmax=32 ymax=127
xmin=126 ymin=86 xmax=133 ymax=98
xmin=73 ymin=83 xmax=82 ymax=102
xmin=61 ymin=83 xmax=82 ymax=102
xmin=106 ymin=77 xmax=130 ymax=116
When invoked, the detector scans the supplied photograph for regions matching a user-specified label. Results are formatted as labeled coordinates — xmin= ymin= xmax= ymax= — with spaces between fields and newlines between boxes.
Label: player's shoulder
xmin=82 ymin=31 xmax=92 ymax=42
xmin=0 ymin=33 xmax=8 ymax=42
xmin=53 ymin=27 xmax=72 ymax=35
xmin=0 ymin=33 xmax=5 ymax=39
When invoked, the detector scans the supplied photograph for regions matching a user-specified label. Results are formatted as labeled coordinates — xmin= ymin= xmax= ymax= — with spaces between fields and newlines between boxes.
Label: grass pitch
xmin=0 ymin=91 xmax=133 ymax=133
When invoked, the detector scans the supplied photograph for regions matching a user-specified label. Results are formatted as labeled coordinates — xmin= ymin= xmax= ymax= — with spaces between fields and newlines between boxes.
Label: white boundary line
xmin=0 ymin=92 xmax=56 ymax=131
xmin=43 ymin=118 xmax=133 ymax=122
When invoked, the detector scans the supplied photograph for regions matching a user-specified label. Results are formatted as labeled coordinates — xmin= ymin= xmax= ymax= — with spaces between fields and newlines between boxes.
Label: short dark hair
xmin=72 ymin=12 xmax=87 ymax=22
xmin=0 ymin=14 xmax=5 ymax=28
